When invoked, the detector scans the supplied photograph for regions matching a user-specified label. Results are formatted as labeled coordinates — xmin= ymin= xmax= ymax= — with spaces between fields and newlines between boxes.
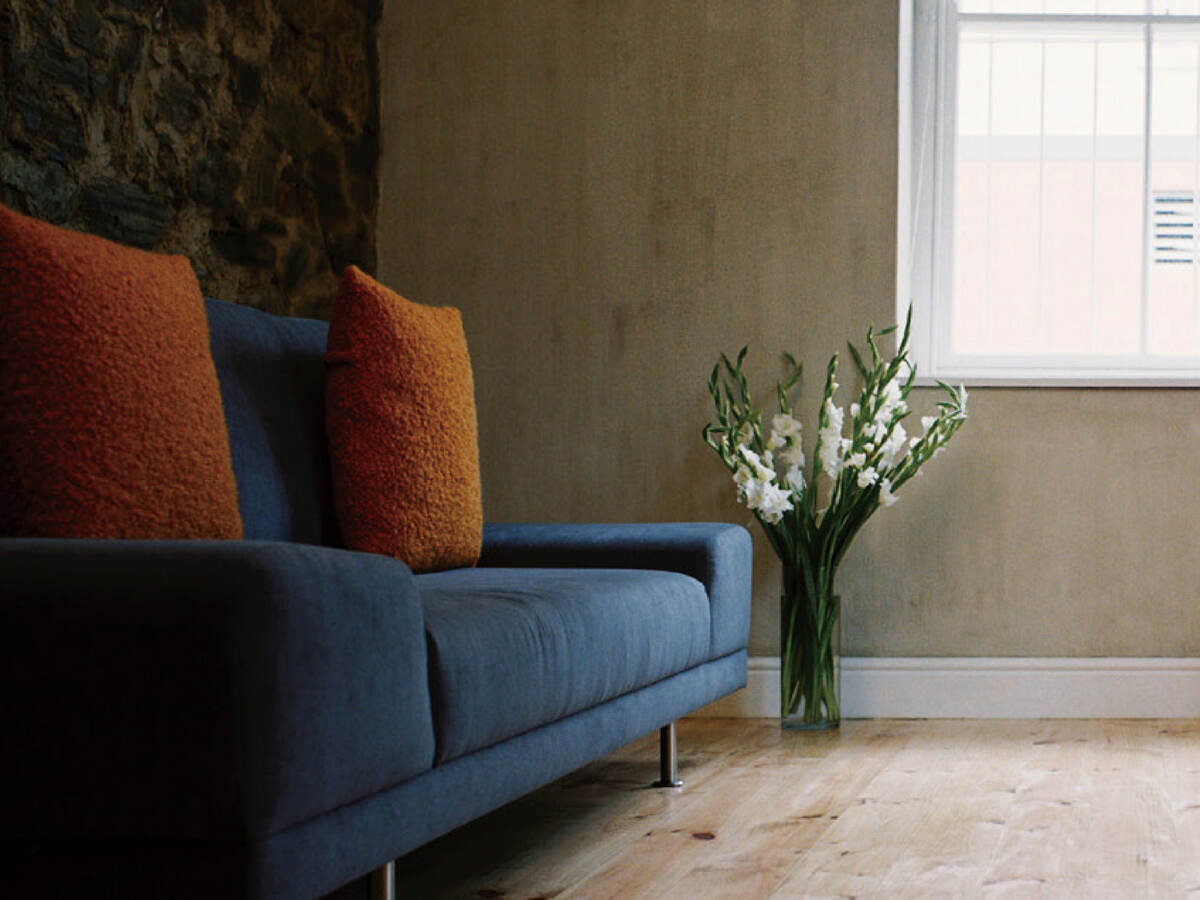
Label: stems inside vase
xmin=781 ymin=569 xmax=840 ymax=728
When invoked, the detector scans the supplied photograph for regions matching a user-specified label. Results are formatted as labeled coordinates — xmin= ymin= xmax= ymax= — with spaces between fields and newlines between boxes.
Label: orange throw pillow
xmin=0 ymin=204 xmax=242 ymax=540
xmin=325 ymin=266 xmax=482 ymax=573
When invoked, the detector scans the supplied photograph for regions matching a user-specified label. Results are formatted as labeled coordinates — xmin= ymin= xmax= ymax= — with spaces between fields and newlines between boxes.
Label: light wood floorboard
xmin=394 ymin=719 xmax=1200 ymax=898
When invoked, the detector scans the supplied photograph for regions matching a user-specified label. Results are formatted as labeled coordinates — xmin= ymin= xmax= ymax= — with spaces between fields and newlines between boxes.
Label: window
xmin=900 ymin=0 xmax=1200 ymax=385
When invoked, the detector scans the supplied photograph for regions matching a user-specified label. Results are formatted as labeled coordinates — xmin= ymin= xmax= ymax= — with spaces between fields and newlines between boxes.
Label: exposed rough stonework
xmin=0 ymin=0 xmax=380 ymax=319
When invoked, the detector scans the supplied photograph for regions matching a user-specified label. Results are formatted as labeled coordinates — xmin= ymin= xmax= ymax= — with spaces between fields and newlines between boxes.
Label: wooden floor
xmin=394 ymin=718 xmax=1200 ymax=899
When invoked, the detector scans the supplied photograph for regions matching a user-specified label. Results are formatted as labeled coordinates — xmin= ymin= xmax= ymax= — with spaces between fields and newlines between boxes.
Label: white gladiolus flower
xmin=820 ymin=446 xmax=843 ymax=478
xmin=880 ymin=379 xmax=902 ymax=407
xmin=847 ymin=452 xmax=866 ymax=468
xmin=772 ymin=413 xmax=803 ymax=439
xmin=736 ymin=469 xmax=773 ymax=508
xmin=873 ymin=378 xmax=908 ymax=428
xmin=850 ymin=403 xmax=860 ymax=418
xmin=785 ymin=465 xmax=806 ymax=492
xmin=777 ymin=443 xmax=805 ymax=469
xmin=824 ymin=399 xmax=844 ymax=432
xmin=754 ymin=482 xmax=794 ymax=523
xmin=732 ymin=466 xmax=756 ymax=503
xmin=857 ymin=466 xmax=879 ymax=488
xmin=738 ymin=446 xmax=773 ymax=480
xmin=921 ymin=415 xmax=937 ymax=434
xmin=879 ymin=478 xmax=898 ymax=507
xmin=880 ymin=423 xmax=907 ymax=468
xmin=818 ymin=400 xmax=846 ymax=477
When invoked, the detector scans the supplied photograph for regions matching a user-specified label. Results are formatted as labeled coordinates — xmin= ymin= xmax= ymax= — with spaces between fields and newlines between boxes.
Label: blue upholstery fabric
xmin=0 ymin=538 xmax=435 ymax=841
xmin=418 ymin=567 xmax=711 ymax=763
xmin=205 ymin=298 xmax=337 ymax=546
xmin=480 ymin=522 xmax=753 ymax=659
xmin=9 ymin=652 xmax=746 ymax=900
xmin=264 ymin=650 xmax=747 ymax=899
xmin=3 ymin=291 xmax=757 ymax=899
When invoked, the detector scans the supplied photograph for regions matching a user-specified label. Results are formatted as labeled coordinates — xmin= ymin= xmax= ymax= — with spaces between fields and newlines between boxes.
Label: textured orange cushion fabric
xmin=325 ymin=266 xmax=482 ymax=573
xmin=0 ymin=204 xmax=242 ymax=539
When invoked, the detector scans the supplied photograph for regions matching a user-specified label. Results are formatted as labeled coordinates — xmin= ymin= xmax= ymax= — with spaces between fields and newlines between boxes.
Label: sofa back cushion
xmin=205 ymin=298 xmax=338 ymax=545
xmin=0 ymin=204 xmax=242 ymax=540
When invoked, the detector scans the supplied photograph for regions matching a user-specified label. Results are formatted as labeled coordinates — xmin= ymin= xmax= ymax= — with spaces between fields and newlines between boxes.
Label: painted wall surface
xmin=378 ymin=0 xmax=1200 ymax=657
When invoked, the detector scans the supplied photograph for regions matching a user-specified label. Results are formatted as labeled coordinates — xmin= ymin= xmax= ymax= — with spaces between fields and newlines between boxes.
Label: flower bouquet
xmin=703 ymin=311 xmax=967 ymax=728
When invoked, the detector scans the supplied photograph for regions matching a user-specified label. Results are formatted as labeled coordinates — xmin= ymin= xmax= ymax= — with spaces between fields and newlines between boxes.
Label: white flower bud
xmin=856 ymin=466 xmax=879 ymax=488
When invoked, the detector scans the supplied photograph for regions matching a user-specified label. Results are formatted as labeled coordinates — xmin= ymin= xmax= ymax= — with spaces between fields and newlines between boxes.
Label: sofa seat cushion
xmin=418 ymin=567 xmax=711 ymax=764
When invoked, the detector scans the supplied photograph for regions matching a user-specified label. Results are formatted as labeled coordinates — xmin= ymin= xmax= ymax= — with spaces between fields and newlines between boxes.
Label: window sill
xmin=912 ymin=369 xmax=1200 ymax=389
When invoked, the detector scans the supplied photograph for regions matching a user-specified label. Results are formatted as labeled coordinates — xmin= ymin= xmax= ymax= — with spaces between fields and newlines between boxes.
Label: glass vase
xmin=780 ymin=567 xmax=841 ymax=730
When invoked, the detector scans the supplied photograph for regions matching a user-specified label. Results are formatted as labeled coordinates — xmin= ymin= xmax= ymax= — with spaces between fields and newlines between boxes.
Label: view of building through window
xmin=953 ymin=1 xmax=1200 ymax=363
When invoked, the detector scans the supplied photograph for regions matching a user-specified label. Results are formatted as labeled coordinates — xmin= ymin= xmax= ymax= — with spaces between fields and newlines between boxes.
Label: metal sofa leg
xmin=651 ymin=721 xmax=684 ymax=788
xmin=370 ymin=861 xmax=395 ymax=900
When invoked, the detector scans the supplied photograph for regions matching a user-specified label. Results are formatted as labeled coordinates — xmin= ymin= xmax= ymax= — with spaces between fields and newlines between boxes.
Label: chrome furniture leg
xmin=652 ymin=721 xmax=684 ymax=788
xmin=370 ymin=861 xmax=395 ymax=900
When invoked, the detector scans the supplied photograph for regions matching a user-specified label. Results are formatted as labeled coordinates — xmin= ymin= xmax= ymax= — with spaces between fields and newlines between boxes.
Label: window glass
xmin=901 ymin=0 xmax=1200 ymax=382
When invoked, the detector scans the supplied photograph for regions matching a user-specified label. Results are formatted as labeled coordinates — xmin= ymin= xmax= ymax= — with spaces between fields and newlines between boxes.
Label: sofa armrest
xmin=0 ymin=538 xmax=434 ymax=842
xmin=480 ymin=522 xmax=752 ymax=659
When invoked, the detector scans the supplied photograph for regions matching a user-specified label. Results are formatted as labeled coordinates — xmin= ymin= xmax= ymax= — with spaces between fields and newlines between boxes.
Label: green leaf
xmin=847 ymin=341 xmax=868 ymax=379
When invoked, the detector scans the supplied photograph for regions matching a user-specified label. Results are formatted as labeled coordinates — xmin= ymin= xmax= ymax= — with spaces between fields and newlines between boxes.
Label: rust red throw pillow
xmin=0 ymin=204 xmax=242 ymax=539
xmin=325 ymin=266 xmax=482 ymax=573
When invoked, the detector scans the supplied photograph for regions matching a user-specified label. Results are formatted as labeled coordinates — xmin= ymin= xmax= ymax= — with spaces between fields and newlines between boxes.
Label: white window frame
xmin=898 ymin=0 xmax=1200 ymax=387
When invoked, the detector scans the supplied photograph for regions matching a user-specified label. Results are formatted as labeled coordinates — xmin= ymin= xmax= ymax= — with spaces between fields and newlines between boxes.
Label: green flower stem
xmin=781 ymin=562 xmax=840 ymax=724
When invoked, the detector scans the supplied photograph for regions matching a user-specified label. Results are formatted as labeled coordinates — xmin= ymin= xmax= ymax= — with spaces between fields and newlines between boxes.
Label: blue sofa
xmin=2 ymin=297 xmax=752 ymax=899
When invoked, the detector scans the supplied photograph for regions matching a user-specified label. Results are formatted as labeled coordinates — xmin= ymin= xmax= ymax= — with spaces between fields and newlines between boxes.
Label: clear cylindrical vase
xmin=780 ymin=570 xmax=841 ymax=730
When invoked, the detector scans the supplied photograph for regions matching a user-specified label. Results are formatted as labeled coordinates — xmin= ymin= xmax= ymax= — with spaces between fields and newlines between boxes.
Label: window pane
xmin=958 ymin=39 xmax=993 ymax=137
xmin=1041 ymin=41 xmax=1096 ymax=354
xmin=954 ymin=160 xmax=992 ymax=352
xmin=988 ymin=162 xmax=1042 ymax=352
xmin=952 ymin=24 xmax=1146 ymax=357
xmin=1093 ymin=33 xmax=1147 ymax=355
xmin=1153 ymin=1 xmax=1200 ymax=14
xmin=1093 ymin=160 xmax=1144 ymax=353
xmin=991 ymin=41 xmax=1043 ymax=137
xmin=954 ymin=37 xmax=994 ymax=354
xmin=1147 ymin=32 xmax=1200 ymax=355
xmin=1097 ymin=39 xmax=1146 ymax=136
xmin=1097 ymin=0 xmax=1149 ymax=13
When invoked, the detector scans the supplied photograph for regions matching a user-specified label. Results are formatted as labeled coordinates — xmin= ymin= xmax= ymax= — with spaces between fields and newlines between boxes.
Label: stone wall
xmin=0 ymin=0 xmax=379 ymax=319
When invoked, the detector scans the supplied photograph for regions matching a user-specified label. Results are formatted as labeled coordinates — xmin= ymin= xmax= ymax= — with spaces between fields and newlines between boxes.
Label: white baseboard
xmin=691 ymin=656 xmax=1200 ymax=718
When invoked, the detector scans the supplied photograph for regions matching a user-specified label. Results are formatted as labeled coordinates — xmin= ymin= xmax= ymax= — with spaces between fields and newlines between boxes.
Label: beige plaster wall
xmin=378 ymin=0 xmax=1200 ymax=657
